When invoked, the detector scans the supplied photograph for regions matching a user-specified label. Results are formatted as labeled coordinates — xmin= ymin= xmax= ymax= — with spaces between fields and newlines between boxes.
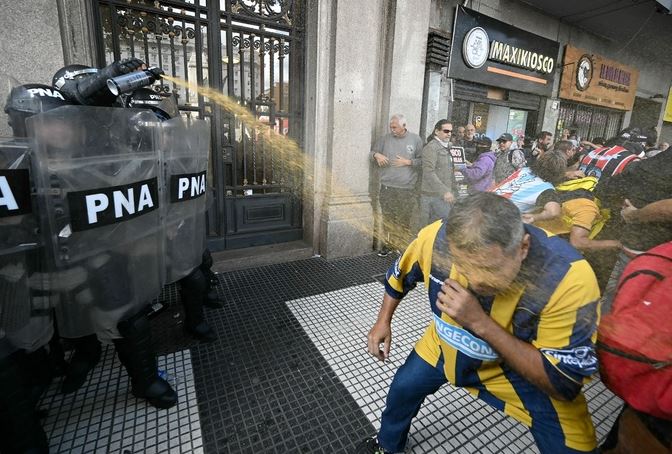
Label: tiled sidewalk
xmin=38 ymin=254 xmax=622 ymax=453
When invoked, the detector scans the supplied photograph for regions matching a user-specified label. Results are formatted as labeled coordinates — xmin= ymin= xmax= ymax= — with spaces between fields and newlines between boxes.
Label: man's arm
xmin=621 ymin=198 xmax=672 ymax=223
xmin=372 ymin=151 xmax=389 ymax=167
xmin=436 ymin=279 xmax=567 ymax=401
xmin=460 ymin=155 xmax=491 ymax=183
xmin=367 ymin=225 xmax=434 ymax=362
xmin=410 ymin=136 xmax=423 ymax=167
xmin=371 ymin=137 xmax=390 ymax=166
xmin=523 ymin=201 xmax=561 ymax=224
xmin=367 ymin=293 xmax=402 ymax=361
xmin=569 ymin=226 xmax=622 ymax=251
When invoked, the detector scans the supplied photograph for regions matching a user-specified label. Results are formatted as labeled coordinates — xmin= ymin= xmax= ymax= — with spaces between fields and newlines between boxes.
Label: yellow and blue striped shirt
xmin=385 ymin=221 xmax=601 ymax=451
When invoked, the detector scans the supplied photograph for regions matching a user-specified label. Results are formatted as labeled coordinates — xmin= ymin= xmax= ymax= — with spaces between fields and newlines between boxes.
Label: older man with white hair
xmin=371 ymin=114 xmax=423 ymax=256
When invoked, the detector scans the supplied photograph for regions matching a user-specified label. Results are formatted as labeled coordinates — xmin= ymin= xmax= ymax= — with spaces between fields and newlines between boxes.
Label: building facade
xmin=2 ymin=0 xmax=671 ymax=258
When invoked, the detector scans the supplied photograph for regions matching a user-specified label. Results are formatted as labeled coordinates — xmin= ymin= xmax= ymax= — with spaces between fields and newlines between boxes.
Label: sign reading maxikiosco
xmin=449 ymin=6 xmax=560 ymax=97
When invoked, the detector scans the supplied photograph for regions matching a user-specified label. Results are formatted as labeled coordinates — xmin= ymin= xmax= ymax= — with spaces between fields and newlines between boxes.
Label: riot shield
xmin=161 ymin=117 xmax=210 ymax=283
xmin=0 ymin=138 xmax=53 ymax=353
xmin=28 ymin=106 xmax=166 ymax=339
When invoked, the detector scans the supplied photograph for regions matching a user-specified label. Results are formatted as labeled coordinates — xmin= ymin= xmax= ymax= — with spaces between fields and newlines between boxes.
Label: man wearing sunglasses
xmin=418 ymin=119 xmax=457 ymax=229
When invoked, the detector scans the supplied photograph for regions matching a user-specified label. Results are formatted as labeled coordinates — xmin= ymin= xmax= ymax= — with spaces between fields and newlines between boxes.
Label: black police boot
xmin=15 ymin=347 xmax=55 ymax=405
xmin=200 ymin=249 xmax=223 ymax=309
xmin=114 ymin=312 xmax=177 ymax=409
xmin=47 ymin=332 xmax=68 ymax=377
xmin=0 ymin=353 xmax=49 ymax=454
xmin=203 ymin=286 xmax=224 ymax=309
xmin=61 ymin=334 xmax=102 ymax=394
xmin=180 ymin=268 xmax=217 ymax=342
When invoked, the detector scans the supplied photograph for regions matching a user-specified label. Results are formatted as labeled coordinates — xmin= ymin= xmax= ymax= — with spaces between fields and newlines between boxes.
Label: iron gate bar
xmin=93 ymin=0 xmax=304 ymax=246
xmin=279 ymin=39 xmax=284 ymax=112
xmin=206 ymin=0 xmax=225 ymax=234
xmin=224 ymin=0 xmax=239 ymax=197
xmin=169 ymin=32 xmax=176 ymax=92
xmin=228 ymin=23 xmax=291 ymax=40
xmin=107 ymin=1 xmax=122 ymax=60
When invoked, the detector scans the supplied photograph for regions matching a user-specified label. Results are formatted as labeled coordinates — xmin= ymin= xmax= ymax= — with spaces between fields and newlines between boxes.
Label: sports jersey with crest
xmin=578 ymin=145 xmax=639 ymax=180
xmin=490 ymin=167 xmax=556 ymax=213
xmin=385 ymin=221 xmax=601 ymax=452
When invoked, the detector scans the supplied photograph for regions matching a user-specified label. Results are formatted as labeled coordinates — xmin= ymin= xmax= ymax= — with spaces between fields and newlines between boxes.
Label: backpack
xmin=597 ymin=241 xmax=672 ymax=419
xmin=555 ymin=176 xmax=610 ymax=239
xmin=493 ymin=148 xmax=525 ymax=184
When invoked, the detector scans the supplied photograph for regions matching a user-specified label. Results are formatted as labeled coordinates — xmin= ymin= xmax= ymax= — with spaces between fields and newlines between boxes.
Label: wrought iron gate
xmin=93 ymin=0 xmax=304 ymax=250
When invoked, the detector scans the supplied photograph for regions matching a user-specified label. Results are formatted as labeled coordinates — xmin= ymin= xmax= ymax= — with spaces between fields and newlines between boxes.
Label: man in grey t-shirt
xmin=371 ymin=114 xmax=423 ymax=256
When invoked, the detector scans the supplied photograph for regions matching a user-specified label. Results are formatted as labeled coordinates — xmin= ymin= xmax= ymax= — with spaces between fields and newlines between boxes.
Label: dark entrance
xmin=93 ymin=0 xmax=305 ymax=250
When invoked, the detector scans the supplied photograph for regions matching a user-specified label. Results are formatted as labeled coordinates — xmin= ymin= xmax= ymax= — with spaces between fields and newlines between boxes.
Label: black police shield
xmin=161 ymin=117 xmax=209 ymax=283
xmin=28 ymin=106 xmax=166 ymax=339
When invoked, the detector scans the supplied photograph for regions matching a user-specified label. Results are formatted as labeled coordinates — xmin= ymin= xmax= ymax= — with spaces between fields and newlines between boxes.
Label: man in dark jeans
xmin=371 ymin=114 xmax=423 ymax=256
xmin=357 ymin=194 xmax=602 ymax=454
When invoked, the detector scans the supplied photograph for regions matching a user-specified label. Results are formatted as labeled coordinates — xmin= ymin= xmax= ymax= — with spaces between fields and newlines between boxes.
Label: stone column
xmin=0 ymin=1 xmax=65 ymax=136
xmin=304 ymin=0 xmax=389 ymax=258
xmin=386 ymin=0 xmax=433 ymax=134
xmin=423 ymin=68 xmax=451 ymax=139
xmin=540 ymin=98 xmax=560 ymax=136
xmin=56 ymin=0 xmax=98 ymax=66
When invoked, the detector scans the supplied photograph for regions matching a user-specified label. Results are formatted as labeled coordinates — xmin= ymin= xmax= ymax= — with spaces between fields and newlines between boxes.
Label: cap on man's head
xmin=475 ymin=136 xmax=492 ymax=149
xmin=569 ymin=139 xmax=579 ymax=148
xmin=496 ymin=133 xmax=513 ymax=142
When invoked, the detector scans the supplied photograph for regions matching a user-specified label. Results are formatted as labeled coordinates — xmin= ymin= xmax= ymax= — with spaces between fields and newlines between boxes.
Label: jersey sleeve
xmin=535 ymin=189 xmax=560 ymax=208
xmin=532 ymin=260 xmax=601 ymax=400
xmin=384 ymin=222 xmax=439 ymax=300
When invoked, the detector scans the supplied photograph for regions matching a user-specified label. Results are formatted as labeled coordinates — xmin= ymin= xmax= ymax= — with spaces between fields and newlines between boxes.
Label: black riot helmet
xmin=4 ymin=83 xmax=71 ymax=137
xmin=52 ymin=64 xmax=99 ymax=91
xmin=125 ymin=88 xmax=179 ymax=121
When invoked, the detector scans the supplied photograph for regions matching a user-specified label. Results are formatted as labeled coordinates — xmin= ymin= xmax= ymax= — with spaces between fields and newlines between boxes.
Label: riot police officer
xmin=19 ymin=62 xmax=177 ymax=408
xmin=125 ymin=88 xmax=217 ymax=341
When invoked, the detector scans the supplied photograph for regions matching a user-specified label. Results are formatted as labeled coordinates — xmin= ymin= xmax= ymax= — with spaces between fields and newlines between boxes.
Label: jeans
xmin=418 ymin=195 xmax=451 ymax=230
xmin=377 ymin=350 xmax=598 ymax=454
xmin=378 ymin=185 xmax=414 ymax=250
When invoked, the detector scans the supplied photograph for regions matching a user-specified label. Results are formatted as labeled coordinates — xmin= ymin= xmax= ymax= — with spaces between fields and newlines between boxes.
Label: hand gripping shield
xmin=161 ymin=117 xmax=209 ymax=283
xmin=0 ymin=138 xmax=53 ymax=352
xmin=28 ymin=106 xmax=166 ymax=338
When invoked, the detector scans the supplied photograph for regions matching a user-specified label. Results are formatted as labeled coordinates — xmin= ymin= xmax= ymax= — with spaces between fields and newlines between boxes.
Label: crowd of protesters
xmin=364 ymin=115 xmax=671 ymax=454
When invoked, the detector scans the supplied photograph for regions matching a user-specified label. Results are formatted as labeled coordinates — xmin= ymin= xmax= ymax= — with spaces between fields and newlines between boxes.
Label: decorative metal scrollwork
xmin=231 ymin=37 xmax=289 ymax=55
xmin=231 ymin=0 xmax=293 ymax=25
xmin=116 ymin=10 xmax=195 ymax=40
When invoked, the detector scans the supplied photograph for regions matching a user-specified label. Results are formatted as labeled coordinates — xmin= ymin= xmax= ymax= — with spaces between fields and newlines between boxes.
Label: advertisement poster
xmin=450 ymin=146 xmax=470 ymax=198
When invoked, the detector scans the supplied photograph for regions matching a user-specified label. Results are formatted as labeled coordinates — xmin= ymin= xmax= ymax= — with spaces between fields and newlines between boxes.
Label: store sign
xmin=449 ymin=6 xmax=559 ymax=97
xmin=559 ymin=45 xmax=639 ymax=111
